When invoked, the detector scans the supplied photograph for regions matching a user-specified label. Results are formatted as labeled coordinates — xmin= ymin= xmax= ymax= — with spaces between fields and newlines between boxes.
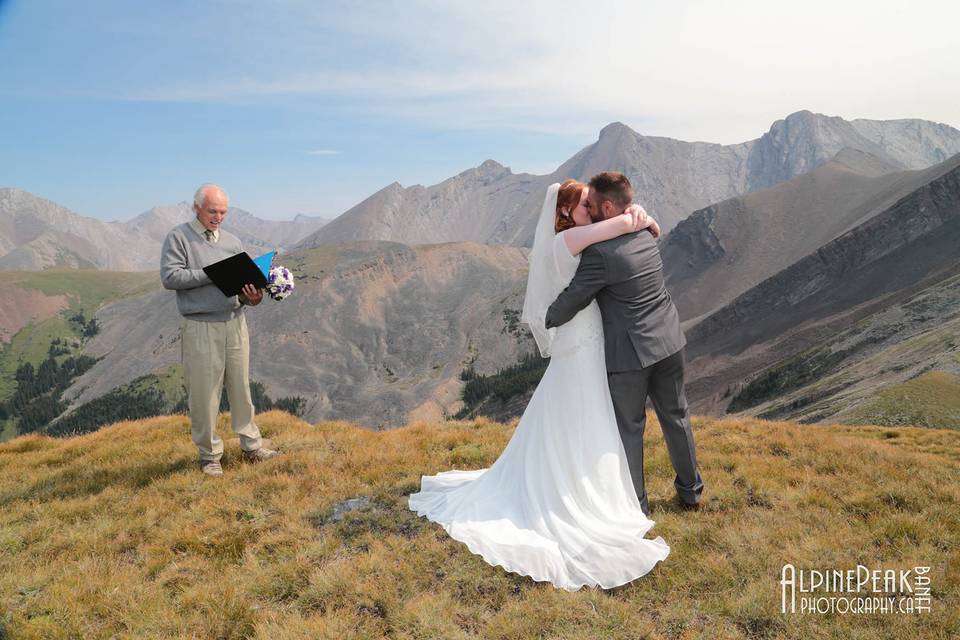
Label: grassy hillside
xmin=839 ymin=371 xmax=960 ymax=429
xmin=4 ymin=270 xmax=158 ymax=314
xmin=0 ymin=270 xmax=157 ymax=440
xmin=0 ymin=270 xmax=156 ymax=398
xmin=0 ymin=413 xmax=958 ymax=639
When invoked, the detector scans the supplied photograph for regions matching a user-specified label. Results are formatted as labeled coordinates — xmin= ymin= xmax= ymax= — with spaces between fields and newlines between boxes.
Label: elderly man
xmin=160 ymin=183 xmax=280 ymax=477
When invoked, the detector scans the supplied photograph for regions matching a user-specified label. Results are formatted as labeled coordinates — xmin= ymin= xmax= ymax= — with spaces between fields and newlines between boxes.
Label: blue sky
xmin=1 ymin=0 xmax=957 ymax=221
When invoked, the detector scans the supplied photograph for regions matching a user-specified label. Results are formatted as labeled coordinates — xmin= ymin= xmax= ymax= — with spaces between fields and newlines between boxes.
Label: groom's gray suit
xmin=545 ymin=229 xmax=704 ymax=514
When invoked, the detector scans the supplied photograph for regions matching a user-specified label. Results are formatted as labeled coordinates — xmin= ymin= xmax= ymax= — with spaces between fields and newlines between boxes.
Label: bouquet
xmin=266 ymin=265 xmax=295 ymax=301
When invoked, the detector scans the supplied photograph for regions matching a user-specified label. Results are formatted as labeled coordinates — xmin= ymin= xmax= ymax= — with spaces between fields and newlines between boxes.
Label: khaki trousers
xmin=181 ymin=314 xmax=262 ymax=461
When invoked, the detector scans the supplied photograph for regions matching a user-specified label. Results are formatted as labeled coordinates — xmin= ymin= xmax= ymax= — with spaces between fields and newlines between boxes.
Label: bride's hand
xmin=623 ymin=204 xmax=660 ymax=238
xmin=648 ymin=218 xmax=661 ymax=238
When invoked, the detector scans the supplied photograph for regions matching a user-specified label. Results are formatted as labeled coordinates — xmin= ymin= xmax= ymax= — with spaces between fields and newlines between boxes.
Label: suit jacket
xmin=545 ymin=230 xmax=686 ymax=372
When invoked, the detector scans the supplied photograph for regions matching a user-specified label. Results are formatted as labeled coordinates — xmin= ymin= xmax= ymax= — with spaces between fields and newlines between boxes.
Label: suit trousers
xmin=607 ymin=348 xmax=704 ymax=514
xmin=181 ymin=314 xmax=262 ymax=461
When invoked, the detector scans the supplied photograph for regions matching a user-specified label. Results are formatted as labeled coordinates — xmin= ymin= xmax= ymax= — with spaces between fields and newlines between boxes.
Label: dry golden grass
xmin=0 ymin=411 xmax=958 ymax=639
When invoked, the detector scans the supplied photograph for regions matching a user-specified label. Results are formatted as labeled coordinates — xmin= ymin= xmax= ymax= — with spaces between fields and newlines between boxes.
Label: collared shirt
xmin=189 ymin=217 xmax=220 ymax=242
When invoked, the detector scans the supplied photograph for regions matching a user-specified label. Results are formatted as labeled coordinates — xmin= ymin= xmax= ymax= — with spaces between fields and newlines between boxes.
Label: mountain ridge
xmin=299 ymin=109 xmax=960 ymax=249
xmin=663 ymin=149 xmax=960 ymax=320
xmin=681 ymin=157 xmax=960 ymax=418
xmin=4 ymin=111 xmax=959 ymax=270
xmin=59 ymin=241 xmax=535 ymax=429
xmin=0 ymin=188 xmax=329 ymax=271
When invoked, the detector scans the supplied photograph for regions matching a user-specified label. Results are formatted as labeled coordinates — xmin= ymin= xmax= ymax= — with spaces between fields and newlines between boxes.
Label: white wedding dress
xmin=408 ymin=186 xmax=669 ymax=590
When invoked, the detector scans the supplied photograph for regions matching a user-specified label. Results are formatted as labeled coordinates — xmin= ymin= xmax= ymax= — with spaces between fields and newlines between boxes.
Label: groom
xmin=546 ymin=171 xmax=704 ymax=514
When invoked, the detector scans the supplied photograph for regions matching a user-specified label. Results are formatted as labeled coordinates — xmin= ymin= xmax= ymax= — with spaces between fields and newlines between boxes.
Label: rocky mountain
xmin=9 ymin=147 xmax=960 ymax=433
xmin=300 ymin=110 xmax=960 ymax=249
xmin=442 ymin=151 xmax=960 ymax=431
xmin=725 ymin=272 xmax=960 ymax=427
xmin=747 ymin=112 xmax=960 ymax=191
xmin=5 ymin=111 xmax=958 ymax=271
xmin=62 ymin=241 xmax=534 ymax=428
xmin=681 ymin=156 xmax=960 ymax=422
xmin=128 ymin=203 xmax=328 ymax=254
xmin=663 ymin=150 xmax=960 ymax=321
xmin=0 ymin=189 xmax=328 ymax=271
xmin=0 ymin=189 xmax=151 ymax=271
xmin=298 ymin=161 xmax=543 ymax=250
xmin=5 ymin=110 xmax=960 ymax=433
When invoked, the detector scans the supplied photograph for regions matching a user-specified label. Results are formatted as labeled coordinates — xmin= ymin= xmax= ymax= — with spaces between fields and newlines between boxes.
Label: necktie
xmin=204 ymin=230 xmax=214 ymax=242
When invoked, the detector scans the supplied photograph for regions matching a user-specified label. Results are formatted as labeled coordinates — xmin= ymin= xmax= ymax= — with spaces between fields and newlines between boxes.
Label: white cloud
xmin=126 ymin=0 xmax=960 ymax=143
xmin=306 ymin=149 xmax=340 ymax=156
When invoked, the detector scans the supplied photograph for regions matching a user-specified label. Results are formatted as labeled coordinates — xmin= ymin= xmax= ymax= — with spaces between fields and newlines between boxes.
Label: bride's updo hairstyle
xmin=555 ymin=179 xmax=585 ymax=233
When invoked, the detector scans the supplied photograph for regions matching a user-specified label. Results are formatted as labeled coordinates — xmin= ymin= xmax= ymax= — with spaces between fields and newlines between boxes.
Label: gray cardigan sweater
xmin=160 ymin=222 xmax=245 ymax=322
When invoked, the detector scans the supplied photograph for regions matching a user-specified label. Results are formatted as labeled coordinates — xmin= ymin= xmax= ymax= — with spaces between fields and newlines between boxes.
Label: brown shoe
xmin=200 ymin=460 xmax=223 ymax=477
xmin=242 ymin=447 xmax=280 ymax=463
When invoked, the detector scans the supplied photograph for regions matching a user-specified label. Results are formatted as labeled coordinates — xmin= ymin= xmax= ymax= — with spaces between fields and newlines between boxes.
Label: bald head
xmin=193 ymin=183 xmax=227 ymax=208
xmin=192 ymin=183 xmax=229 ymax=233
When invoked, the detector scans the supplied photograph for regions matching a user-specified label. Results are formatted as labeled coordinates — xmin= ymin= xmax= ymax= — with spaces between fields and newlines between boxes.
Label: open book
xmin=202 ymin=250 xmax=275 ymax=297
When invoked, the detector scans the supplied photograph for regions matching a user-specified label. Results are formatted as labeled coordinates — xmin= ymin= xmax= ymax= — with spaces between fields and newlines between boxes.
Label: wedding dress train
xmin=407 ymin=227 xmax=669 ymax=591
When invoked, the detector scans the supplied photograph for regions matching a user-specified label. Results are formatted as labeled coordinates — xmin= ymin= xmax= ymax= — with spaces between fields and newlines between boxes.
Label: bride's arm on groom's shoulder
xmin=562 ymin=205 xmax=658 ymax=256
xmin=562 ymin=216 xmax=631 ymax=256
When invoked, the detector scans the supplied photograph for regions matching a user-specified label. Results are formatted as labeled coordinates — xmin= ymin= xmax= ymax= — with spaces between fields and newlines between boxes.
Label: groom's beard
xmin=588 ymin=207 xmax=605 ymax=224
xmin=589 ymin=207 xmax=621 ymax=224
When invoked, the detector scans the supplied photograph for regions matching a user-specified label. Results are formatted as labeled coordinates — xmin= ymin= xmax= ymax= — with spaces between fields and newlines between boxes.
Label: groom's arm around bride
xmin=546 ymin=171 xmax=704 ymax=515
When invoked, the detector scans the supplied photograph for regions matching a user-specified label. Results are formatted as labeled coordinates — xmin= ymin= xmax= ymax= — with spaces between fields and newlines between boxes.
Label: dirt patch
xmin=0 ymin=284 xmax=68 ymax=341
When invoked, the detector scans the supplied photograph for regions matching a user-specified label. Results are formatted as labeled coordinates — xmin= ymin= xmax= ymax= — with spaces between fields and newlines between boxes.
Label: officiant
xmin=160 ymin=183 xmax=280 ymax=477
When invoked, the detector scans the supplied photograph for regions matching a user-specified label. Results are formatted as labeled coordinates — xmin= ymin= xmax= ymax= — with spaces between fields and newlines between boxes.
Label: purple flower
xmin=266 ymin=265 xmax=295 ymax=301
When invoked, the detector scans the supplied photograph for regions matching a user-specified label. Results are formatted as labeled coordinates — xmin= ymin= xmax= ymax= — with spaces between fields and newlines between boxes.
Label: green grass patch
xmin=127 ymin=364 xmax=185 ymax=399
xmin=284 ymin=246 xmax=339 ymax=287
xmin=0 ymin=419 xmax=15 ymax=441
xmin=0 ymin=271 xmax=157 ymax=402
xmin=0 ymin=317 xmax=73 ymax=400
xmin=5 ymin=270 xmax=156 ymax=316
xmin=841 ymin=371 xmax=960 ymax=430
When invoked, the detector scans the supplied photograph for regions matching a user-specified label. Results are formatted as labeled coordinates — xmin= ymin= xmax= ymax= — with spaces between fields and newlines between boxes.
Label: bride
xmin=407 ymin=180 xmax=670 ymax=591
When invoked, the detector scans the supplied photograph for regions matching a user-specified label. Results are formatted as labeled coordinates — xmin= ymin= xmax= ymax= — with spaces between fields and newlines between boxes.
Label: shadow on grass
xmin=0 ymin=456 xmax=195 ymax=505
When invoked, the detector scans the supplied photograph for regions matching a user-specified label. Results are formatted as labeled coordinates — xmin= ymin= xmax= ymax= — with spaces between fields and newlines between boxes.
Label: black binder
xmin=202 ymin=252 xmax=268 ymax=297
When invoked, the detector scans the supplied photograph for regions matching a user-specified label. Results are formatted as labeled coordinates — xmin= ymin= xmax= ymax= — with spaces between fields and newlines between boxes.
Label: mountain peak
xmin=455 ymin=159 xmax=510 ymax=181
xmin=784 ymin=109 xmax=816 ymax=119
xmin=0 ymin=187 xmax=46 ymax=206
xmin=598 ymin=121 xmax=637 ymax=140
xmin=475 ymin=159 xmax=511 ymax=177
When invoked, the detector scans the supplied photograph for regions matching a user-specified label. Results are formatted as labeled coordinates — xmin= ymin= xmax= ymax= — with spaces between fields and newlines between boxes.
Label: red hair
xmin=555 ymin=179 xmax=585 ymax=233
